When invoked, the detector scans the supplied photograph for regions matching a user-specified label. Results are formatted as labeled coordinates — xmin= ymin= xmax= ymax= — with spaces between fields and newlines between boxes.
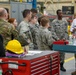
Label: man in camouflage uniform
xmin=36 ymin=17 xmax=54 ymax=50
xmin=51 ymin=9 xmax=68 ymax=72
xmin=29 ymin=14 xmax=39 ymax=49
xmin=17 ymin=9 xmax=33 ymax=50
xmin=0 ymin=8 xmax=27 ymax=49
xmin=31 ymin=8 xmax=40 ymax=28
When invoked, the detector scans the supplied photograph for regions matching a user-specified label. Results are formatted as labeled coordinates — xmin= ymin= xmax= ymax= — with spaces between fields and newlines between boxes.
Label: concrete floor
xmin=61 ymin=53 xmax=75 ymax=75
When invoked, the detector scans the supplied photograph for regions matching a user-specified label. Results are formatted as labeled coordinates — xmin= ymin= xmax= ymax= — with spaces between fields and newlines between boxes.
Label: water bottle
xmin=73 ymin=35 xmax=76 ymax=45
xmin=69 ymin=34 xmax=73 ymax=45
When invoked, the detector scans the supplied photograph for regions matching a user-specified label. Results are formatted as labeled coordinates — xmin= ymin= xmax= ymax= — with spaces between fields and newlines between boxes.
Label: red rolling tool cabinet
xmin=0 ymin=51 xmax=60 ymax=75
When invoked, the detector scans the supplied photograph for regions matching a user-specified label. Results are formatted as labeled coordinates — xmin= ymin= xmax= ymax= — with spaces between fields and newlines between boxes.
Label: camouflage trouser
xmin=60 ymin=52 xmax=65 ymax=63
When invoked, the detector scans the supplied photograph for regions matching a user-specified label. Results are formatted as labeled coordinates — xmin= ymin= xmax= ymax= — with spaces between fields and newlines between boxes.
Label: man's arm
xmin=51 ymin=22 xmax=59 ymax=40
xmin=18 ymin=23 xmax=31 ymax=45
xmin=46 ymin=31 xmax=55 ymax=46
xmin=70 ymin=19 xmax=76 ymax=33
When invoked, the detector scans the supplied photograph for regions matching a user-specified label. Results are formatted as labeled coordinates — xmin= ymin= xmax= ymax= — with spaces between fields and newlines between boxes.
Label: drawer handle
xmin=0 ymin=61 xmax=26 ymax=66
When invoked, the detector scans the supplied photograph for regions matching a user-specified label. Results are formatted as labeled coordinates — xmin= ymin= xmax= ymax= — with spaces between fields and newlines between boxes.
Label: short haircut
xmin=22 ymin=9 xmax=31 ymax=18
xmin=0 ymin=9 xmax=6 ymax=17
xmin=38 ymin=16 xmax=46 ymax=24
xmin=8 ymin=18 xmax=16 ymax=23
xmin=31 ymin=8 xmax=37 ymax=14
xmin=5 ymin=8 xmax=9 ymax=13
xmin=41 ymin=17 xmax=49 ymax=27
xmin=56 ymin=9 xmax=61 ymax=15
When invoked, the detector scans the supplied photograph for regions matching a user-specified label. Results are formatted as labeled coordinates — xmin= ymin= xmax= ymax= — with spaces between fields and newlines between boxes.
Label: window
xmin=62 ymin=6 xmax=74 ymax=15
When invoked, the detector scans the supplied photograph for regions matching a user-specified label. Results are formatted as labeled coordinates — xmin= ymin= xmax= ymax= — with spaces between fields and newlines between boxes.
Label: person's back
xmin=0 ymin=18 xmax=14 ymax=46
xmin=0 ymin=8 xmax=15 ymax=46
xmin=0 ymin=18 xmax=23 ymax=46
xmin=36 ymin=17 xmax=54 ymax=50
xmin=37 ymin=27 xmax=53 ymax=50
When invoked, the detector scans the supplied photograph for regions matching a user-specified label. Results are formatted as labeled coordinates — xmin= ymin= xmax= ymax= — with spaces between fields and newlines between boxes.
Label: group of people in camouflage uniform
xmin=0 ymin=8 xmax=68 ymax=72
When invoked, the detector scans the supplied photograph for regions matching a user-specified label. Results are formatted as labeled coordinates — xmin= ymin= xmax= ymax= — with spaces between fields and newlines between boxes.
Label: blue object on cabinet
xmin=53 ymin=44 xmax=76 ymax=53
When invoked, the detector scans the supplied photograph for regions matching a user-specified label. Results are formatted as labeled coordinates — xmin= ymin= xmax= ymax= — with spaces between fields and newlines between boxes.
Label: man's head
xmin=30 ymin=15 xmax=37 ymax=24
xmin=41 ymin=17 xmax=50 ymax=28
xmin=31 ymin=8 xmax=37 ymax=15
xmin=38 ymin=16 xmax=46 ymax=25
xmin=0 ymin=8 xmax=8 ymax=20
xmin=22 ymin=9 xmax=32 ymax=21
xmin=56 ymin=9 xmax=63 ymax=18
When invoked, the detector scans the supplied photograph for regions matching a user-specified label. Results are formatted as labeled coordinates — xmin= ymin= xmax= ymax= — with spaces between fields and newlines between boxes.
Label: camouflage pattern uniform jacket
xmin=0 ymin=19 xmax=27 ymax=47
xmin=51 ymin=18 xmax=68 ymax=40
xmin=51 ymin=18 xmax=68 ymax=63
xmin=29 ymin=23 xmax=39 ymax=49
xmin=17 ymin=20 xmax=33 ymax=49
xmin=36 ymin=26 xmax=54 ymax=50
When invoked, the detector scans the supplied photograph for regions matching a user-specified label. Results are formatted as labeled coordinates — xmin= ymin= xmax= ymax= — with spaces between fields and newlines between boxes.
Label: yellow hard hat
xmin=6 ymin=40 xmax=24 ymax=54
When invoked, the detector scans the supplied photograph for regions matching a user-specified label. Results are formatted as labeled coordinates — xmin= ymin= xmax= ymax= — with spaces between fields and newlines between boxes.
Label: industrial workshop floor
xmin=61 ymin=53 xmax=75 ymax=75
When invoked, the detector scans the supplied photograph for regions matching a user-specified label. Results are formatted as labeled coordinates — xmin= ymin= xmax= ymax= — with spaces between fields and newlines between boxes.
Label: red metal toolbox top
xmin=1 ymin=51 xmax=58 ymax=60
xmin=53 ymin=40 xmax=69 ymax=45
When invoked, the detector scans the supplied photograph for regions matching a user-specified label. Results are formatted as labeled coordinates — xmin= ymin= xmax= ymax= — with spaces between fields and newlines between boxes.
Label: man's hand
xmin=62 ymin=38 xmax=66 ymax=41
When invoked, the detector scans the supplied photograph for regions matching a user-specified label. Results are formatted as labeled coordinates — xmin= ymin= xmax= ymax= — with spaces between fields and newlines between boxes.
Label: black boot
xmin=60 ymin=63 xmax=66 ymax=72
